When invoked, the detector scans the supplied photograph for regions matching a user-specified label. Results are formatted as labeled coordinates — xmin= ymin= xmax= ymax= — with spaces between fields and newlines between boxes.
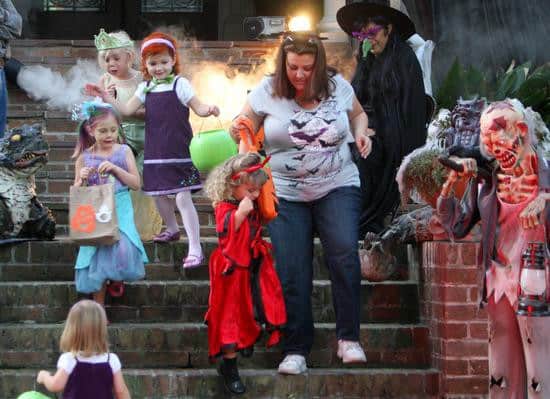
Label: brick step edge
xmin=0 ymin=368 xmax=440 ymax=398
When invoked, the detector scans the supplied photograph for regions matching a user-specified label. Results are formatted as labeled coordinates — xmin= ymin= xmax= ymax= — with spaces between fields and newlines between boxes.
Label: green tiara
xmin=94 ymin=29 xmax=134 ymax=51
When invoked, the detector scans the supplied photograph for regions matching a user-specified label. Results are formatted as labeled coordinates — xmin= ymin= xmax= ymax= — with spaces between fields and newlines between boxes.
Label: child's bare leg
xmin=93 ymin=283 xmax=107 ymax=307
xmin=223 ymin=348 xmax=237 ymax=359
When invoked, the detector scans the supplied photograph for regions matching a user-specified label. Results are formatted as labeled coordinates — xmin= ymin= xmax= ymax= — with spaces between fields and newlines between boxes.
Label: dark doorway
xmin=27 ymin=0 xmax=218 ymax=40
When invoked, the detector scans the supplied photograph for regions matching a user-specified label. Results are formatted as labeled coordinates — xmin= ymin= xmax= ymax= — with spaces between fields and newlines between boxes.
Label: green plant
xmin=435 ymin=60 xmax=550 ymax=126
xmin=401 ymin=147 xmax=448 ymax=203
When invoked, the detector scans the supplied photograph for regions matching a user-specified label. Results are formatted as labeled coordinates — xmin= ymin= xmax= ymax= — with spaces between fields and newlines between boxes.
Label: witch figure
xmin=337 ymin=0 xmax=428 ymax=235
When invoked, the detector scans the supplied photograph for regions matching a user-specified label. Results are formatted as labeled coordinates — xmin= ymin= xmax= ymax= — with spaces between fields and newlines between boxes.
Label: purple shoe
xmin=153 ymin=230 xmax=181 ymax=243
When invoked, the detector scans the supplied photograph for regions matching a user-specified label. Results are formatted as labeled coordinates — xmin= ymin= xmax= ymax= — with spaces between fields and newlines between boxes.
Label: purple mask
xmin=351 ymin=25 xmax=384 ymax=41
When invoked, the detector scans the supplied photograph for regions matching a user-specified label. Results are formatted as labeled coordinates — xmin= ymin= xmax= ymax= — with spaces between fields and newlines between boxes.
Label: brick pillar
xmin=421 ymin=241 xmax=489 ymax=398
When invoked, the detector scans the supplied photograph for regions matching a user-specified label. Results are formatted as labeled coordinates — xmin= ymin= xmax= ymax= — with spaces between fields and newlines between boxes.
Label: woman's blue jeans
xmin=268 ymin=186 xmax=362 ymax=356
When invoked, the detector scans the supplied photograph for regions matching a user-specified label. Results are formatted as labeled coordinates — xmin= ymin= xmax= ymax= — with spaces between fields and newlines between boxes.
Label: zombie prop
xmin=0 ymin=124 xmax=56 ymax=243
xmin=362 ymin=99 xmax=489 ymax=277
xmin=437 ymin=99 xmax=549 ymax=398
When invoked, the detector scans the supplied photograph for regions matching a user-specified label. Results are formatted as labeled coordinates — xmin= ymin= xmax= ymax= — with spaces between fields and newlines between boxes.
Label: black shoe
xmin=218 ymin=359 xmax=246 ymax=395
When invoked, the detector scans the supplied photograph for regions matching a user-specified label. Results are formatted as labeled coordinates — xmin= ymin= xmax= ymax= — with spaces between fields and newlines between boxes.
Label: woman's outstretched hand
xmin=229 ymin=115 xmax=250 ymax=142
xmin=355 ymin=129 xmax=374 ymax=158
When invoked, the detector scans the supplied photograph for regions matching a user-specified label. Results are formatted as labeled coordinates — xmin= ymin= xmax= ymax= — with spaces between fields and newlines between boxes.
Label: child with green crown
xmin=94 ymin=28 xmax=162 ymax=242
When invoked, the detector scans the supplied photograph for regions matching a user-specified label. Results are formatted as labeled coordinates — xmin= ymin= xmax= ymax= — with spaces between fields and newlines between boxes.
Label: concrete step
xmin=0 ymin=368 xmax=439 ymax=398
xmin=0 ymin=280 xmax=419 ymax=325
xmin=0 ymin=322 xmax=430 ymax=369
xmin=0 ymin=238 xmax=413 ymax=282
xmin=37 ymin=200 xmax=217 ymax=237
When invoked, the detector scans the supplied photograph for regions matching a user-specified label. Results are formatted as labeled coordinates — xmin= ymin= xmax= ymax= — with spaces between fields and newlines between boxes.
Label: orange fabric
xmin=238 ymin=117 xmax=278 ymax=223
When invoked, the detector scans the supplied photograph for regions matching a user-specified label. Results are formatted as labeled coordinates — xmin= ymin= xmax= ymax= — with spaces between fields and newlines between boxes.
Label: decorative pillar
xmin=317 ymin=0 xmax=348 ymax=42
xmin=421 ymin=241 xmax=489 ymax=398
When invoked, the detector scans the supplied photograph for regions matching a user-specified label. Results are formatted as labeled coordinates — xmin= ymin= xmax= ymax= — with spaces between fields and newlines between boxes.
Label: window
xmin=141 ymin=0 xmax=203 ymax=13
xmin=43 ymin=0 xmax=106 ymax=11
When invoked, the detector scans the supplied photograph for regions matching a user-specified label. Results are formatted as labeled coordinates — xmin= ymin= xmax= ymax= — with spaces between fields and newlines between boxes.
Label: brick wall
xmin=421 ymin=241 xmax=489 ymax=398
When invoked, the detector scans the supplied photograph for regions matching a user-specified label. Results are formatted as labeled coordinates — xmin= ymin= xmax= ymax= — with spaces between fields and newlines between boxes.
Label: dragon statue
xmin=0 ymin=124 xmax=56 ymax=242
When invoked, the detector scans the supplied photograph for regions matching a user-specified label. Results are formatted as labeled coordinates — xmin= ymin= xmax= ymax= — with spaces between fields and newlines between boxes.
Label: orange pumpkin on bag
xmin=238 ymin=118 xmax=278 ymax=223
xmin=70 ymin=204 xmax=96 ymax=233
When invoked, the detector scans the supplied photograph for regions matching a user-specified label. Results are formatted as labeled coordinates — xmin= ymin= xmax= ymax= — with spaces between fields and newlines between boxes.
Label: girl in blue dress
xmin=72 ymin=101 xmax=148 ymax=306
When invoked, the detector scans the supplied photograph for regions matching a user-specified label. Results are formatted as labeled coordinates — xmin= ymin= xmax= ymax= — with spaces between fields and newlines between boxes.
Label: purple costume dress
xmin=74 ymin=145 xmax=148 ymax=294
xmin=142 ymin=77 xmax=202 ymax=195
xmin=62 ymin=355 xmax=114 ymax=399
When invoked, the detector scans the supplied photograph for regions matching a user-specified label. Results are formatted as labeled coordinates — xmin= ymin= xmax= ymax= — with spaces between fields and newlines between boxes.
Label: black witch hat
xmin=336 ymin=0 xmax=416 ymax=40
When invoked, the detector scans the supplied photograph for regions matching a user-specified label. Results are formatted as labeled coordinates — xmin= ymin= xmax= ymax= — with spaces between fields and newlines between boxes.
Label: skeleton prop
xmin=437 ymin=99 xmax=549 ymax=398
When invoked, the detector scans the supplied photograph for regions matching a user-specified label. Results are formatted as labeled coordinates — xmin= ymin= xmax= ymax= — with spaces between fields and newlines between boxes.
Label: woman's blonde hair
xmin=204 ymin=153 xmax=268 ymax=206
xmin=97 ymin=31 xmax=137 ymax=72
xmin=60 ymin=300 xmax=109 ymax=357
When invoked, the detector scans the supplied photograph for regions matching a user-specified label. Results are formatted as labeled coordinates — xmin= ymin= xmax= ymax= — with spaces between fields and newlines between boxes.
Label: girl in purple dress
xmin=36 ymin=300 xmax=131 ymax=399
xmin=72 ymin=102 xmax=148 ymax=306
xmin=88 ymin=32 xmax=219 ymax=269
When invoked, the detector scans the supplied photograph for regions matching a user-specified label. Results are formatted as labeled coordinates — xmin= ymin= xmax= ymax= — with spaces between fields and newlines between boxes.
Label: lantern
xmin=189 ymin=129 xmax=238 ymax=172
xmin=517 ymin=242 xmax=549 ymax=317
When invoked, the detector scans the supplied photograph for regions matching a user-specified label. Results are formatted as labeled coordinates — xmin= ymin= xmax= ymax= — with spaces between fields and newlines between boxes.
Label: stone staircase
xmin=0 ymin=40 xmax=439 ymax=398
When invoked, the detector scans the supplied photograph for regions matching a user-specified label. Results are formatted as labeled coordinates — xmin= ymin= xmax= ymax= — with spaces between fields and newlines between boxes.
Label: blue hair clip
xmin=71 ymin=98 xmax=114 ymax=121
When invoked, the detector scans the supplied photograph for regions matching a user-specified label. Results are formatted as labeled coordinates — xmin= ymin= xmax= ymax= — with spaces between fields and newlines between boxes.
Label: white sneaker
xmin=277 ymin=354 xmax=307 ymax=375
xmin=337 ymin=340 xmax=367 ymax=364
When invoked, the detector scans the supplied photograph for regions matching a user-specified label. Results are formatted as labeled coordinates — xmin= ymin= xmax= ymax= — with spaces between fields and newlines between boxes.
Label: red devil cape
xmin=205 ymin=201 xmax=286 ymax=359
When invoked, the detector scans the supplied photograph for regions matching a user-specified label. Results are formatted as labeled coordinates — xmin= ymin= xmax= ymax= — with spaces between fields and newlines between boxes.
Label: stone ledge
xmin=0 ymin=368 xmax=439 ymax=398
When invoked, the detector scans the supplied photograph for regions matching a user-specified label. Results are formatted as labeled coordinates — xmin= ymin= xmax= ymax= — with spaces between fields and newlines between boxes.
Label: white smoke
xmin=16 ymin=60 xmax=102 ymax=111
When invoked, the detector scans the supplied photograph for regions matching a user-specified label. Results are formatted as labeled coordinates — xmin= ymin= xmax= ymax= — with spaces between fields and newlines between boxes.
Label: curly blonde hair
xmin=204 ymin=153 xmax=269 ymax=206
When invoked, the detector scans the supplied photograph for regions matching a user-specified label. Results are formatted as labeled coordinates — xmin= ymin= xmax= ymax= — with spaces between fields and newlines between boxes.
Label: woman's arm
xmin=113 ymin=371 xmax=131 ymax=399
xmin=348 ymin=96 xmax=374 ymax=158
xmin=36 ymin=369 xmax=69 ymax=393
xmin=187 ymin=96 xmax=220 ymax=117
xmin=229 ymin=102 xmax=264 ymax=153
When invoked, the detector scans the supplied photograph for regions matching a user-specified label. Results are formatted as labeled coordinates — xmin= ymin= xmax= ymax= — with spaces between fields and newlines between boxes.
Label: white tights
xmin=154 ymin=192 xmax=202 ymax=256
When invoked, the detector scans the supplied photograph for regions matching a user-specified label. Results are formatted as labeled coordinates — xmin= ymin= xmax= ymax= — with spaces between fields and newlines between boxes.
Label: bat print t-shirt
xmin=248 ymin=74 xmax=360 ymax=202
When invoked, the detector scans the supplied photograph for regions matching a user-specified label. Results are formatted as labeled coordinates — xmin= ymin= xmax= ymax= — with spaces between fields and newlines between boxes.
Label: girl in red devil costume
xmin=204 ymin=153 xmax=286 ymax=395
